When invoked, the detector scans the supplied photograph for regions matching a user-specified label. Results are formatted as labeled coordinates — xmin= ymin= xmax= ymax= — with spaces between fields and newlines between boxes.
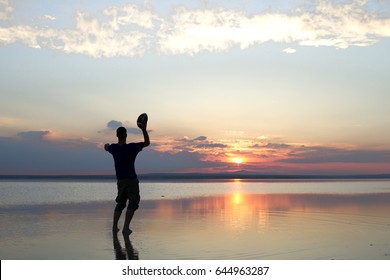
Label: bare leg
xmin=113 ymin=210 xmax=122 ymax=232
xmin=122 ymin=209 xmax=135 ymax=235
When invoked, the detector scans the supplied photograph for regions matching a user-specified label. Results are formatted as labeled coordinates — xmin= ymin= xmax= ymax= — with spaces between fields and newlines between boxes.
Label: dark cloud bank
xmin=0 ymin=131 xmax=221 ymax=175
xmin=1 ymin=129 xmax=390 ymax=175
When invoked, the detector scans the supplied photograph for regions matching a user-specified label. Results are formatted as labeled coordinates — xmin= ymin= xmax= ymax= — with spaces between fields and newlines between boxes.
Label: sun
xmin=232 ymin=157 xmax=243 ymax=164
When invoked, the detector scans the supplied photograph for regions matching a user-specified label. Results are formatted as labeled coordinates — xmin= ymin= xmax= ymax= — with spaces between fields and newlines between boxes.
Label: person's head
xmin=116 ymin=126 xmax=127 ymax=141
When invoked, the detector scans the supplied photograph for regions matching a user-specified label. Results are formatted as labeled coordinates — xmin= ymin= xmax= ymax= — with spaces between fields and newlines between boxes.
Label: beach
xmin=1 ymin=179 xmax=390 ymax=260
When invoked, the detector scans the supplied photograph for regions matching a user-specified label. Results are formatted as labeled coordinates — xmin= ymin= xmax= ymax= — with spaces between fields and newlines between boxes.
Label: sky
xmin=1 ymin=0 xmax=390 ymax=175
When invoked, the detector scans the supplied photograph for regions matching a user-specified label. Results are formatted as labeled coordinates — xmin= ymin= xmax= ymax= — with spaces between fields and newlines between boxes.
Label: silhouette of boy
xmin=105 ymin=121 xmax=150 ymax=235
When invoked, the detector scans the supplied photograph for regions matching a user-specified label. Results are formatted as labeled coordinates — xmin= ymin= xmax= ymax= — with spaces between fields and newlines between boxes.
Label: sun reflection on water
xmin=225 ymin=192 xmax=269 ymax=231
xmin=146 ymin=191 xmax=390 ymax=237
xmin=232 ymin=193 xmax=242 ymax=204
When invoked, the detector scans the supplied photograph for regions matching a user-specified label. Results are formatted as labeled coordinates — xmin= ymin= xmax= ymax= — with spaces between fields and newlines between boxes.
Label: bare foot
xmin=122 ymin=229 xmax=132 ymax=235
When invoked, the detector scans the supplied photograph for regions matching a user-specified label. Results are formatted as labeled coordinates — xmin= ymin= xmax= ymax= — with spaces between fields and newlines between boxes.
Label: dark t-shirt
xmin=107 ymin=142 xmax=144 ymax=180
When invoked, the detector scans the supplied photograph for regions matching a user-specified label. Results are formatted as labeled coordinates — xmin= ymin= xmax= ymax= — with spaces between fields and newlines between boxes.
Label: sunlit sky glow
xmin=1 ymin=0 xmax=390 ymax=175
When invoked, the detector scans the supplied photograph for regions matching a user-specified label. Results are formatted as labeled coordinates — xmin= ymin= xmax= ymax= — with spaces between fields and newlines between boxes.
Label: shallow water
xmin=133 ymin=192 xmax=390 ymax=260
xmin=1 ymin=179 xmax=390 ymax=206
xmin=0 ymin=180 xmax=390 ymax=259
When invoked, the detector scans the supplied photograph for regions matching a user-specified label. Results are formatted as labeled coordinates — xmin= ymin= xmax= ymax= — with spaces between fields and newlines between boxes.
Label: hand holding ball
xmin=137 ymin=113 xmax=148 ymax=129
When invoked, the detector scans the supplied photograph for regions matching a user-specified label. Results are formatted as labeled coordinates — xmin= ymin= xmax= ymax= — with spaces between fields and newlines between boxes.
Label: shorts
xmin=115 ymin=179 xmax=140 ymax=212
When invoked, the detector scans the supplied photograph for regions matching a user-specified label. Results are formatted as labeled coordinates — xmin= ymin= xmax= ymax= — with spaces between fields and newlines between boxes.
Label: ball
xmin=137 ymin=113 xmax=148 ymax=127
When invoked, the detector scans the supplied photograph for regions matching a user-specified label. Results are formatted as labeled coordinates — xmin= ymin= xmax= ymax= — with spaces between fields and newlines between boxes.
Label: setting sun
xmin=232 ymin=157 xmax=244 ymax=164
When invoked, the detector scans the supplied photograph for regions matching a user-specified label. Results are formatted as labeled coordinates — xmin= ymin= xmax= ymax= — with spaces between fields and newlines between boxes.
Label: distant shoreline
xmin=1 ymin=173 xmax=390 ymax=181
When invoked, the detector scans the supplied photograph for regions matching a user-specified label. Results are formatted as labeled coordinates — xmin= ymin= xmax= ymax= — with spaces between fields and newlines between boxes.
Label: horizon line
xmin=1 ymin=172 xmax=390 ymax=181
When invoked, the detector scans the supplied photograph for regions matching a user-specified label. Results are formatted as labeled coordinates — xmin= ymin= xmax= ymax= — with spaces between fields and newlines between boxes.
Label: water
xmin=1 ymin=179 xmax=390 ymax=260
xmin=1 ymin=179 xmax=390 ymax=206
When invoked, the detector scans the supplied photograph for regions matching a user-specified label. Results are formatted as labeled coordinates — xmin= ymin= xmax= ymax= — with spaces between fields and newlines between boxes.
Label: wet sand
xmin=1 ymin=193 xmax=390 ymax=260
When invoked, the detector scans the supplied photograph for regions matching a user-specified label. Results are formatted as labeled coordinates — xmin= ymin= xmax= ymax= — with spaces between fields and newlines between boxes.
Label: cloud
xmin=107 ymin=120 xmax=123 ymax=130
xmin=283 ymin=47 xmax=296 ymax=54
xmin=2 ymin=129 xmax=390 ymax=175
xmin=104 ymin=120 xmax=146 ymax=135
xmin=264 ymin=143 xmax=292 ymax=149
xmin=0 ymin=133 xmax=109 ymax=174
xmin=0 ymin=1 xmax=390 ymax=57
xmin=136 ymin=149 xmax=224 ymax=173
xmin=54 ymin=10 xmax=152 ymax=57
xmin=174 ymin=135 xmax=228 ymax=151
xmin=17 ymin=130 xmax=51 ymax=141
xmin=157 ymin=1 xmax=390 ymax=54
xmin=279 ymin=146 xmax=390 ymax=164
xmin=157 ymin=8 xmax=302 ymax=54
xmin=194 ymin=143 xmax=227 ymax=149
xmin=179 ymin=136 xmax=208 ymax=142
xmin=0 ymin=4 xmax=156 ymax=57
xmin=0 ymin=0 xmax=13 ymax=20
xmin=43 ymin=15 xmax=56 ymax=21
xmin=103 ymin=4 xmax=159 ymax=29
xmin=0 ymin=130 xmax=225 ymax=175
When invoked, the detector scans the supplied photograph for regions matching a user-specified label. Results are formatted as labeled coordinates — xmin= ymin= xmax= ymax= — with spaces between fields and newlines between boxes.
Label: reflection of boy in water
xmin=113 ymin=231 xmax=139 ymax=260
xmin=105 ymin=122 xmax=150 ymax=235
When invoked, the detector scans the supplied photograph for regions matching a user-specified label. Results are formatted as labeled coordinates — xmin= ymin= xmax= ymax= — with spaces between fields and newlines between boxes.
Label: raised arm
xmin=137 ymin=121 xmax=150 ymax=147
xmin=141 ymin=127 xmax=150 ymax=147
